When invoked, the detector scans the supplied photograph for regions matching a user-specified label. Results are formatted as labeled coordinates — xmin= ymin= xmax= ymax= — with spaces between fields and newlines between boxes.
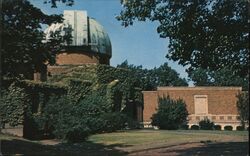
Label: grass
xmin=0 ymin=130 xmax=249 ymax=155
xmin=88 ymin=130 xmax=249 ymax=151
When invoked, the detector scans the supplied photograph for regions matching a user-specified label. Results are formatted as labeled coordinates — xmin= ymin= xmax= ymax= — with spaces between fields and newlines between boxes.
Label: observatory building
xmin=35 ymin=10 xmax=112 ymax=80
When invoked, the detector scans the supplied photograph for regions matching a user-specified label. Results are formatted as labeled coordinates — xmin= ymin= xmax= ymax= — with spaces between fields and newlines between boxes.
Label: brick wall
xmin=142 ymin=87 xmax=242 ymax=123
xmin=143 ymin=91 xmax=158 ymax=122
xmin=56 ymin=52 xmax=100 ymax=65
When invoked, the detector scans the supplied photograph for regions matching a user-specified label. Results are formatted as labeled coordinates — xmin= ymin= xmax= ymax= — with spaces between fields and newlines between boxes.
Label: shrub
xmin=179 ymin=124 xmax=189 ymax=130
xmin=199 ymin=118 xmax=214 ymax=130
xmin=214 ymin=125 xmax=222 ymax=130
xmin=41 ymin=95 xmax=90 ymax=142
xmin=224 ymin=125 xmax=233 ymax=131
xmin=236 ymin=126 xmax=245 ymax=131
xmin=151 ymin=95 xmax=188 ymax=130
xmin=64 ymin=123 xmax=90 ymax=143
xmin=100 ymin=112 xmax=128 ymax=132
xmin=41 ymin=92 xmax=130 ymax=142
xmin=190 ymin=125 xmax=199 ymax=130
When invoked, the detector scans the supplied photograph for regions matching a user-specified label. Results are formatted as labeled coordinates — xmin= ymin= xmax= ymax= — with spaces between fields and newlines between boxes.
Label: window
xmin=194 ymin=95 xmax=208 ymax=115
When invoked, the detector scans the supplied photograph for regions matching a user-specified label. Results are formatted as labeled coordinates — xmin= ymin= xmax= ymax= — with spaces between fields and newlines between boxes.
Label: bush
xmin=214 ymin=125 xmax=222 ymax=130
xmin=151 ymin=95 xmax=188 ymax=130
xmin=199 ymin=118 xmax=214 ymax=130
xmin=64 ymin=124 xmax=90 ymax=143
xmin=41 ymin=93 xmax=130 ymax=142
xmin=42 ymin=96 xmax=92 ymax=142
xmin=179 ymin=124 xmax=189 ymax=130
xmin=100 ymin=112 xmax=128 ymax=132
xmin=224 ymin=125 xmax=233 ymax=131
xmin=236 ymin=126 xmax=245 ymax=131
xmin=190 ymin=125 xmax=199 ymax=130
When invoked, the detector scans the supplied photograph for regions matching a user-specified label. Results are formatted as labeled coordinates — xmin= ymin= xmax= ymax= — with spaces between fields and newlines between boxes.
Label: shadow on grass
xmin=175 ymin=141 xmax=249 ymax=156
xmin=1 ymin=139 xmax=128 ymax=156
xmin=130 ymin=141 xmax=249 ymax=156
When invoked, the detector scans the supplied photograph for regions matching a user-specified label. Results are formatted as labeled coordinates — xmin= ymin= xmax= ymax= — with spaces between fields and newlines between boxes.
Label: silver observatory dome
xmin=45 ymin=10 xmax=112 ymax=57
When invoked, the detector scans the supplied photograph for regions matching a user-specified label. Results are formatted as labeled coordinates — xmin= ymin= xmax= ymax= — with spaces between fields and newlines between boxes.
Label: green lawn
xmin=0 ymin=130 xmax=248 ymax=155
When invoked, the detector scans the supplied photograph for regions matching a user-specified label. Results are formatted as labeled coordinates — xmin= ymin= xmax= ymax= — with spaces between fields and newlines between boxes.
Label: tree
xmin=151 ymin=95 xmax=188 ymax=130
xmin=236 ymin=92 xmax=249 ymax=128
xmin=189 ymin=66 xmax=249 ymax=90
xmin=117 ymin=60 xmax=188 ymax=90
xmin=117 ymin=0 xmax=249 ymax=80
xmin=154 ymin=62 xmax=188 ymax=87
xmin=1 ymin=0 xmax=69 ymax=80
xmin=44 ymin=0 xmax=74 ymax=8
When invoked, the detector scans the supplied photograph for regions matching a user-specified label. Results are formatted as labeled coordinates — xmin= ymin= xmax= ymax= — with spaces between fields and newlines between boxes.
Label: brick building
xmin=142 ymin=87 xmax=243 ymax=130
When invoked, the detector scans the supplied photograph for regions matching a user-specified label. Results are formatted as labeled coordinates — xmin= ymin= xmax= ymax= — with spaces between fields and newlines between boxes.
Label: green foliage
xmin=0 ymin=85 xmax=28 ymax=126
xmin=199 ymin=118 xmax=214 ymax=130
xmin=67 ymin=79 xmax=93 ymax=104
xmin=1 ymin=65 xmax=141 ymax=141
xmin=189 ymin=67 xmax=249 ymax=90
xmin=0 ymin=80 xmax=67 ymax=138
xmin=190 ymin=125 xmax=199 ymax=130
xmin=44 ymin=0 xmax=74 ymax=8
xmin=1 ymin=0 xmax=69 ymax=80
xmin=179 ymin=124 xmax=189 ymax=130
xmin=237 ymin=92 xmax=249 ymax=127
xmin=224 ymin=126 xmax=233 ymax=131
xmin=214 ymin=125 xmax=222 ymax=130
xmin=41 ymin=93 xmax=128 ymax=142
xmin=45 ymin=96 xmax=91 ymax=142
xmin=48 ymin=64 xmax=142 ymax=116
xmin=151 ymin=95 xmax=188 ymax=130
xmin=118 ymin=1 xmax=249 ymax=79
xmin=100 ymin=112 xmax=128 ymax=132
xmin=117 ymin=61 xmax=188 ymax=91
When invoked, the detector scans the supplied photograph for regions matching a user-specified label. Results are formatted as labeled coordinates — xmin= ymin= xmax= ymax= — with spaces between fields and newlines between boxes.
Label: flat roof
xmin=157 ymin=86 xmax=242 ymax=91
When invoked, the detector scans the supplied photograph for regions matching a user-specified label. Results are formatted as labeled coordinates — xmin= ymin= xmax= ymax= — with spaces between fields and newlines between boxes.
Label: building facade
xmin=143 ymin=87 xmax=243 ymax=130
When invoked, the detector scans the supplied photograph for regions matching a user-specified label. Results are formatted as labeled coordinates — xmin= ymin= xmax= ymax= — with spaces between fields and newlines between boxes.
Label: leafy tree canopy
xmin=117 ymin=0 xmax=249 ymax=79
xmin=43 ymin=0 xmax=74 ymax=8
xmin=1 ymin=0 xmax=69 ymax=80
xmin=189 ymin=66 xmax=249 ymax=90
xmin=117 ymin=60 xmax=188 ymax=90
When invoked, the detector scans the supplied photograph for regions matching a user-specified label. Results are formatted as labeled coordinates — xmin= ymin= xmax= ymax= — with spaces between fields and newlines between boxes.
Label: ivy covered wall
xmin=0 ymin=64 xmax=143 ymax=140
